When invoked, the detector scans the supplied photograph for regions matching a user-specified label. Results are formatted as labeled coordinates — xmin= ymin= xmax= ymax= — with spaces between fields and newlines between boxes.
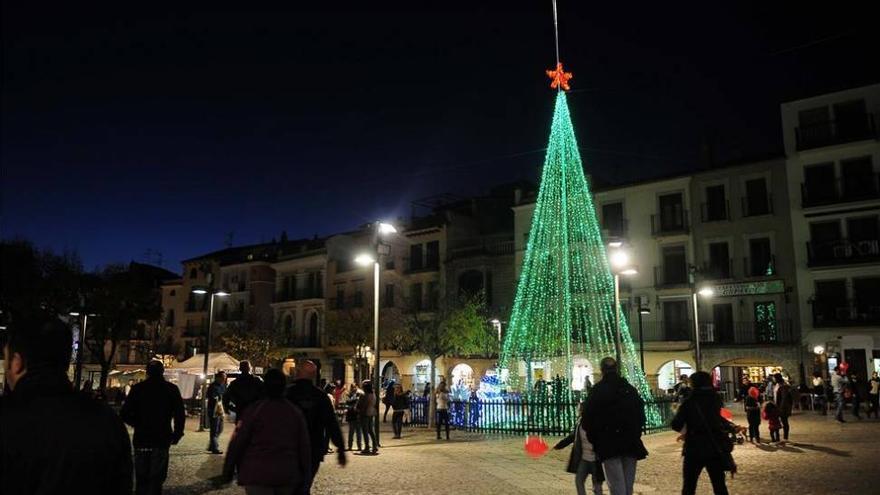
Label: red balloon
xmin=720 ymin=408 xmax=733 ymax=421
xmin=748 ymin=386 xmax=760 ymax=399
xmin=524 ymin=435 xmax=549 ymax=458
xmin=839 ymin=361 xmax=850 ymax=373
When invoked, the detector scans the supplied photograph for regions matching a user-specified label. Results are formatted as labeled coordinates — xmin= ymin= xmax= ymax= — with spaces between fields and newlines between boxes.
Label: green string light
xmin=500 ymin=92 xmax=662 ymax=428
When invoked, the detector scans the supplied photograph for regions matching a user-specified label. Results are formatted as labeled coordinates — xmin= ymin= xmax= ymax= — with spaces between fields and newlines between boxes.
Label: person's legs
xmin=574 ymin=459 xmax=590 ymax=495
xmin=621 ymin=457 xmax=636 ymax=495
xmin=681 ymin=456 xmax=703 ymax=495
xmin=361 ymin=416 xmax=377 ymax=452
xmin=853 ymin=397 xmax=862 ymax=418
xmin=383 ymin=402 xmax=391 ymax=422
xmin=442 ymin=410 xmax=450 ymax=439
xmin=134 ymin=449 xmax=150 ymax=495
xmin=835 ymin=393 xmax=846 ymax=420
xmin=602 ymin=457 xmax=627 ymax=495
xmin=150 ymin=448 xmax=169 ymax=495
xmin=704 ymin=458 xmax=729 ymax=495
xmin=780 ymin=415 xmax=790 ymax=441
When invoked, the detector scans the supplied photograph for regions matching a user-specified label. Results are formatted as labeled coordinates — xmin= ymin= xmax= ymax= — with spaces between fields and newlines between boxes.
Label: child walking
xmin=763 ymin=401 xmax=782 ymax=443
xmin=553 ymin=401 xmax=604 ymax=495
xmin=744 ymin=386 xmax=762 ymax=443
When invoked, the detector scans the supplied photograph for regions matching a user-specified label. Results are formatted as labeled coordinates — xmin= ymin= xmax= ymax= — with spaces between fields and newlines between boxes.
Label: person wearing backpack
xmin=583 ymin=357 xmax=647 ymax=495
xmin=671 ymin=371 xmax=736 ymax=495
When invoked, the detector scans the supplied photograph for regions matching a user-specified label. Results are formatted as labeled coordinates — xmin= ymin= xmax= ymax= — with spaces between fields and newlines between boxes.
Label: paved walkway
xmin=163 ymin=406 xmax=880 ymax=495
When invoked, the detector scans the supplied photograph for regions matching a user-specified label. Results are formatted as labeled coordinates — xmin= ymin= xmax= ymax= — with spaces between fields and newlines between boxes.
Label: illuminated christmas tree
xmin=499 ymin=88 xmax=662 ymax=428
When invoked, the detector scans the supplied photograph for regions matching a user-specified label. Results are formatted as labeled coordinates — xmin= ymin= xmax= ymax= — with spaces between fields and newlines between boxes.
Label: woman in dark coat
xmin=671 ymin=371 xmax=735 ymax=495
xmin=222 ymin=369 xmax=312 ymax=494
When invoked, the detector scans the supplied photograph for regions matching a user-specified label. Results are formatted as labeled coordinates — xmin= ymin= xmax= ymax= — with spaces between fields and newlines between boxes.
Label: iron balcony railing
xmin=448 ymin=240 xmax=514 ymax=260
xmin=743 ymin=255 xmax=777 ymax=278
xmin=795 ymin=113 xmax=876 ymax=151
xmin=699 ymin=319 xmax=795 ymax=345
xmin=628 ymin=320 xmax=694 ymax=341
xmin=806 ymin=238 xmax=880 ymax=267
xmin=701 ymin=259 xmax=734 ymax=280
xmin=651 ymin=210 xmax=690 ymax=236
xmin=801 ymin=172 xmax=880 ymax=208
xmin=812 ymin=298 xmax=880 ymax=327
xmin=741 ymin=193 xmax=774 ymax=217
xmin=700 ymin=200 xmax=730 ymax=222
xmin=653 ymin=265 xmax=689 ymax=288
xmin=275 ymin=288 xmax=324 ymax=302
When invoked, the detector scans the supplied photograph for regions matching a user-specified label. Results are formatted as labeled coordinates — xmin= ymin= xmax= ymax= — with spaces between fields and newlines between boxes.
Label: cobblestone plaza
xmin=162 ymin=408 xmax=880 ymax=495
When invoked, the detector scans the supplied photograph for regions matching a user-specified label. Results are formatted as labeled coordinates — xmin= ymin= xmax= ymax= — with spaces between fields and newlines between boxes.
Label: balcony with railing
xmin=700 ymin=201 xmax=729 ymax=222
xmin=699 ymin=320 xmax=795 ymax=345
xmin=741 ymin=193 xmax=774 ymax=217
xmin=628 ymin=320 xmax=693 ymax=342
xmin=651 ymin=210 xmax=690 ymax=236
xmin=807 ymin=238 xmax=880 ymax=267
xmin=448 ymin=239 xmax=514 ymax=260
xmin=812 ymin=298 xmax=880 ymax=327
xmin=795 ymin=113 xmax=876 ymax=151
xmin=701 ymin=260 xmax=734 ymax=281
xmin=742 ymin=255 xmax=777 ymax=278
xmin=275 ymin=287 xmax=324 ymax=302
xmin=801 ymin=173 xmax=880 ymax=208
xmin=653 ymin=265 xmax=689 ymax=288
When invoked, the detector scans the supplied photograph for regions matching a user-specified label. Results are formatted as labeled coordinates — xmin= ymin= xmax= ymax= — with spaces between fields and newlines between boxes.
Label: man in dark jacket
xmin=773 ymin=373 xmax=794 ymax=442
xmin=285 ymin=360 xmax=346 ymax=494
xmin=671 ymin=371 xmax=734 ymax=495
xmin=223 ymin=360 xmax=264 ymax=421
xmin=583 ymin=357 xmax=647 ymax=495
xmin=121 ymin=359 xmax=185 ymax=495
xmin=1 ymin=314 xmax=132 ymax=494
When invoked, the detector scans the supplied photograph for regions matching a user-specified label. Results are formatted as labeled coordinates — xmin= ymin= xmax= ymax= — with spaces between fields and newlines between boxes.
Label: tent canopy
xmin=174 ymin=352 xmax=240 ymax=374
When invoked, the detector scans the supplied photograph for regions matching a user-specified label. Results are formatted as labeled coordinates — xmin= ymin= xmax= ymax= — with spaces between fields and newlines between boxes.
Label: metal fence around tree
xmin=406 ymin=395 xmax=675 ymax=435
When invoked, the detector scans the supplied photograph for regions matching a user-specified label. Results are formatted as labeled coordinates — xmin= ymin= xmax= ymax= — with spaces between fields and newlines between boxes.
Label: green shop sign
xmin=710 ymin=280 xmax=785 ymax=297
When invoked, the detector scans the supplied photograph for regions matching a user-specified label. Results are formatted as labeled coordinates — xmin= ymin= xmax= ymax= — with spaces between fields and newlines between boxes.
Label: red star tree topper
xmin=546 ymin=62 xmax=573 ymax=91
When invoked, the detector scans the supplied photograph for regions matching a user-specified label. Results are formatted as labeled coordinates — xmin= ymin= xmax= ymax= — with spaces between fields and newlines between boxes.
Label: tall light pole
xmin=609 ymin=246 xmax=638 ymax=365
xmin=70 ymin=311 xmax=96 ymax=390
xmin=692 ymin=285 xmax=714 ymax=371
xmin=355 ymin=220 xmax=397 ymax=451
xmin=192 ymin=287 xmax=229 ymax=431
xmin=638 ymin=306 xmax=651 ymax=373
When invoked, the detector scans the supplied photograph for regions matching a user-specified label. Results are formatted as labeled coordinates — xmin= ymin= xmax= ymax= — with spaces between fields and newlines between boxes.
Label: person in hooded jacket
xmin=671 ymin=371 xmax=736 ymax=495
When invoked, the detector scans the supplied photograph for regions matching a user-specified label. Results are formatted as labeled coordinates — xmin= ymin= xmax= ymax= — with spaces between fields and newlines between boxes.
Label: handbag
xmin=694 ymin=404 xmax=737 ymax=476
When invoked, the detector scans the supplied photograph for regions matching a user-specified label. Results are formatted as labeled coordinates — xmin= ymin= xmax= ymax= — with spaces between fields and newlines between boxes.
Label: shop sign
xmin=710 ymin=280 xmax=784 ymax=297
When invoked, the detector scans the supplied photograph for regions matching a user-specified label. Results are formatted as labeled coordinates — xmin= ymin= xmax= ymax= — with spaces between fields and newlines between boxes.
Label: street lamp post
xmin=637 ymin=306 xmax=650 ymax=373
xmin=192 ymin=287 xmax=229 ymax=431
xmin=692 ymin=285 xmax=714 ymax=371
xmin=355 ymin=220 xmax=397 ymax=451
xmin=609 ymin=246 xmax=638 ymax=365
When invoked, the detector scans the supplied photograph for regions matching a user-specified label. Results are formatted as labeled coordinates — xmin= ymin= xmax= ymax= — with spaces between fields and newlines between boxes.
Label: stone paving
xmin=162 ymin=406 xmax=880 ymax=495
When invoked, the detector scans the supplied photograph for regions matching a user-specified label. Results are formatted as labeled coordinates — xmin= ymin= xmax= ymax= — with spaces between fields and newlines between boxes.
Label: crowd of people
xmin=4 ymin=315 xmax=878 ymax=495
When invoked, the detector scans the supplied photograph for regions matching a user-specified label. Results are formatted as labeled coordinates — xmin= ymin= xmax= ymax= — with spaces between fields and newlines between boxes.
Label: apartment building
xmin=782 ymin=83 xmax=880 ymax=381
xmin=513 ymin=160 xmax=804 ymax=395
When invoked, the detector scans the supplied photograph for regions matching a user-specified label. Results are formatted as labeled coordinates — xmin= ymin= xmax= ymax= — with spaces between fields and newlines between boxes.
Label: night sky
xmin=2 ymin=3 xmax=877 ymax=271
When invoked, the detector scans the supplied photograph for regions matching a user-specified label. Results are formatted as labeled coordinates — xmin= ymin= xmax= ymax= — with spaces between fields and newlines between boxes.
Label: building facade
xmin=782 ymin=83 xmax=880 ymax=382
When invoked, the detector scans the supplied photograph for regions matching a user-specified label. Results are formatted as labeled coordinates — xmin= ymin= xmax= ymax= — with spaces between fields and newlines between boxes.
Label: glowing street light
xmin=608 ymin=245 xmax=638 ymax=363
xmin=813 ymin=345 xmax=825 ymax=355
xmin=698 ymin=287 xmax=715 ymax=298
xmin=191 ymin=287 xmax=230 ymax=430
xmin=355 ymin=220 xmax=397 ymax=448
